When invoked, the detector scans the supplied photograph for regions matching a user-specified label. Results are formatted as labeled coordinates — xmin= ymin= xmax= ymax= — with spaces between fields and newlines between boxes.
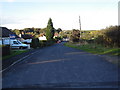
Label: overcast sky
xmin=0 ymin=0 xmax=118 ymax=30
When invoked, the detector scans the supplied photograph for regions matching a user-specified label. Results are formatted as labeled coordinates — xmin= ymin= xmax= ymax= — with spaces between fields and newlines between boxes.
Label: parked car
xmin=11 ymin=40 xmax=28 ymax=49
xmin=1 ymin=39 xmax=28 ymax=49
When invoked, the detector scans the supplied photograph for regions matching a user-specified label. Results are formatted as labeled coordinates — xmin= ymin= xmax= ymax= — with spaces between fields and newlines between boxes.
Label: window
xmin=17 ymin=41 xmax=22 ymax=44
xmin=13 ymin=41 xmax=18 ymax=44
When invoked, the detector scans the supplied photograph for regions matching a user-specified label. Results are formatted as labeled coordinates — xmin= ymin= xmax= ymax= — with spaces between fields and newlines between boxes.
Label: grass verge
xmin=2 ymin=50 xmax=29 ymax=60
xmin=64 ymin=42 xmax=120 ymax=56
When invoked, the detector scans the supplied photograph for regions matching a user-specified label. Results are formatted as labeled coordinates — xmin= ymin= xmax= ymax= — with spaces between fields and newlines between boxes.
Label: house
xmin=0 ymin=27 xmax=19 ymax=45
xmin=19 ymin=30 xmax=33 ymax=44
xmin=53 ymin=32 xmax=59 ymax=39
xmin=1 ymin=27 xmax=19 ymax=38
xmin=21 ymin=34 xmax=33 ymax=44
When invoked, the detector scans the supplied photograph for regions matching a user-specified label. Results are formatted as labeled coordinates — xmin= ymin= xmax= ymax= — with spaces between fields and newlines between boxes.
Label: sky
xmin=0 ymin=0 xmax=119 ymax=30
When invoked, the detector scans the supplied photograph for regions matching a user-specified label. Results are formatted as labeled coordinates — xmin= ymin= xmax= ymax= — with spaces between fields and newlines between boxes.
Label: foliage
xmin=39 ymin=40 xmax=47 ymax=47
xmin=95 ymin=26 xmax=119 ymax=47
xmin=30 ymin=38 xmax=40 ymax=48
xmin=46 ymin=40 xmax=55 ymax=46
xmin=12 ymin=29 xmax=20 ymax=35
xmin=60 ymin=30 xmax=72 ymax=39
xmin=56 ymin=28 xmax=62 ymax=33
xmin=24 ymin=28 xmax=34 ymax=33
xmin=62 ymin=35 xmax=68 ymax=38
xmin=46 ymin=18 xmax=55 ymax=40
xmin=81 ymin=30 xmax=102 ymax=40
xmin=70 ymin=29 xmax=80 ymax=42
xmin=12 ymin=27 xmax=47 ymax=38
xmin=54 ymin=37 xmax=62 ymax=42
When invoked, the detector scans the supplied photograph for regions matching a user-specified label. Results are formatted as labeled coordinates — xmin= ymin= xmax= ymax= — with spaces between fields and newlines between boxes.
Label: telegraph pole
xmin=79 ymin=16 xmax=81 ymax=39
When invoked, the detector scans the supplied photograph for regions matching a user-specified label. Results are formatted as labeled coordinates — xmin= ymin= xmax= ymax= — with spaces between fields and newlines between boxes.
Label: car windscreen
xmin=13 ymin=41 xmax=19 ymax=44
xmin=17 ymin=41 xmax=22 ymax=44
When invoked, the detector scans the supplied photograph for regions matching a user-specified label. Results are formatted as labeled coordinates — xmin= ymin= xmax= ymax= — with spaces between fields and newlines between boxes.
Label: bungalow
xmin=20 ymin=34 xmax=33 ymax=44
xmin=0 ymin=27 xmax=19 ymax=45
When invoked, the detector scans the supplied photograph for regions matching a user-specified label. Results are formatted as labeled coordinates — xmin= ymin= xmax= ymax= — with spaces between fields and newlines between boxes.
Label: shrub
xmin=95 ymin=26 xmax=120 ymax=47
xmin=40 ymin=40 xmax=47 ymax=47
xmin=30 ymin=38 xmax=40 ymax=48
xmin=70 ymin=29 xmax=80 ymax=42
xmin=46 ymin=40 xmax=55 ymax=46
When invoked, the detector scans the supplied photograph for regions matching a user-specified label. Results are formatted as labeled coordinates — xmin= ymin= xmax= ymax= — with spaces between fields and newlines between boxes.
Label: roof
xmin=0 ymin=27 xmax=19 ymax=38
xmin=21 ymin=34 xmax=33 ymax=39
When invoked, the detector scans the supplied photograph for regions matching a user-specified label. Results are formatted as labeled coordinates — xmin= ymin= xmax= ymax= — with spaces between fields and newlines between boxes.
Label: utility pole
xmin=79 ymin=16 xmax=81 ymax=39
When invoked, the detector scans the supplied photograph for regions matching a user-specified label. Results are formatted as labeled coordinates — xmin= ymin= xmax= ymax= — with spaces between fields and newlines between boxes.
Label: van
xmin=10 ymin=40 xmax=28 ymax=49
xmin=1 ymin=39 xmax=28 ymax=49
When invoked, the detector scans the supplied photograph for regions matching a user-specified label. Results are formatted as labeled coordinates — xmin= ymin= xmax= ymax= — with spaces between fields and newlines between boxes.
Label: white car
xmin=1 ymin=39 xmax=28 ymax=49
xmin=11 ymin=40 xmax=28 ymax=49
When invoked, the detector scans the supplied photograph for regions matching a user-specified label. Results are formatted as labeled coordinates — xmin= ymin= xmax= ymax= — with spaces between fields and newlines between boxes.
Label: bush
xmin=70 ymin=29 xmax=80 ymax=42
xmin=30 ymin=38 xmax=40 ymax=48
xmin=39 ymin=40 xmax=47 ymax=47
xmin=31 ymin=38 xmax=55 ymax=49
xmin=46 ymin=40 xmax=55 ymax=46
xmin=95 ymin=26 xmax=120 ymax=47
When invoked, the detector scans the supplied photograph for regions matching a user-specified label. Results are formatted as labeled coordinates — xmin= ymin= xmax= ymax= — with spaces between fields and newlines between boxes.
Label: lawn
xmin=64 ymin=42 xmax=120 ymax=56
xmin=2 ymin=50 xmax=29 ymax=60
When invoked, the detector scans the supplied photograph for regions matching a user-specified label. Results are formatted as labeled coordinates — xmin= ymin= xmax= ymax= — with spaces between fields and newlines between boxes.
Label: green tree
xmin=46 ymin=18 xmax=55 ymax=40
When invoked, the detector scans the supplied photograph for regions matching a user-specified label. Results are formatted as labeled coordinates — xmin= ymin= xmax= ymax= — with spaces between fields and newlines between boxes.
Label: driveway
xmin=2 ymin=42 xmax=120 ymax=88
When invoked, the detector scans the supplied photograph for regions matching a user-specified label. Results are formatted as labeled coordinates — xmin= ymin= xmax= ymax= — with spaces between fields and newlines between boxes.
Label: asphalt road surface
xmin=2 ymin=42 xmax=120 ymax=88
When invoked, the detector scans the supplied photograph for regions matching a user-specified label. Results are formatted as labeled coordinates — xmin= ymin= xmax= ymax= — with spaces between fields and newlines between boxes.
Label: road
xmin=2 ymin=42 xmax=120 ymax=88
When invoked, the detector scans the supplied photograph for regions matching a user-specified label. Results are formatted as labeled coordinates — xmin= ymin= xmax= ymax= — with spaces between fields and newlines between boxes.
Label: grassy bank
xmin=64 ymin=42 xmax=120 ymax=56
xmin=2 ymin=50 xmax=29 ymax=60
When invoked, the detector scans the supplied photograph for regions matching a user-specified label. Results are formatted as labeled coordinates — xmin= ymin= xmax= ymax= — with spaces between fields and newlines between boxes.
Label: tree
xmin=56 ymin=28 xmax=62 ymax=33
xmin=12 ymin=29 xmax=20 ymax=35
xmin=46 ymin=18 xmax=55 ymax=40
xmin=70 ymin=29 xmax=80 ymax=42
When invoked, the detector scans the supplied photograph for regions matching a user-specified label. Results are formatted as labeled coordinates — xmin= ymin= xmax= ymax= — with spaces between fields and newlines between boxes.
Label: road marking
xmin=28 ymin=58 xmax=71 ymax=65
xmin=0 ymin=50 xmax=40 ymax=73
